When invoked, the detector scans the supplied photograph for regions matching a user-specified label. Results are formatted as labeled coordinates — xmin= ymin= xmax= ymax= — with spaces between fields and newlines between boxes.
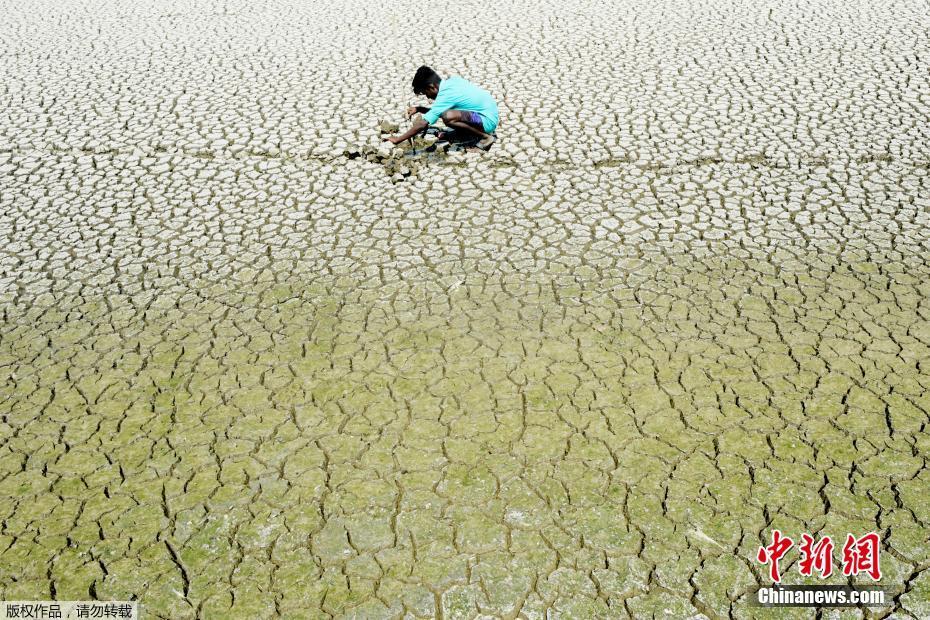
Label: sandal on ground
xmin=477 ymin=134 xmax=496 ymax=151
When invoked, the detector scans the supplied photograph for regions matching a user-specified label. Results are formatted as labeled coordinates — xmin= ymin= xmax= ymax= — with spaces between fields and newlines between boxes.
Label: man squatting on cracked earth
xmin=382 ymin=65 xmax=500 ymax=151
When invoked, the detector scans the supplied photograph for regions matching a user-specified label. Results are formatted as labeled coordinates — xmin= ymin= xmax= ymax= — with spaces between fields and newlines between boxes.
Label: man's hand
xmin=406 ymin=105 xmax=429 ymax=118
xmin=385 ymin=117 xmax=428 ymax=144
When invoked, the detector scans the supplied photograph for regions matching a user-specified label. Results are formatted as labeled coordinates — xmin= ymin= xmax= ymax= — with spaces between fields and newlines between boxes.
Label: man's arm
xmin=385 ymin=87 xmax=456 ymax=144
xmin=421 ymin=88 xmax=456 ymax=125
xmin=384 ymin=116 xmax=428 ymax=144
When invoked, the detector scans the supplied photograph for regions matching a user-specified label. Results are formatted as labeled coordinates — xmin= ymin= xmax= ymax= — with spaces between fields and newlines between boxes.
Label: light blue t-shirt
xmin=422 ymin=76 xmax=499 ymax=133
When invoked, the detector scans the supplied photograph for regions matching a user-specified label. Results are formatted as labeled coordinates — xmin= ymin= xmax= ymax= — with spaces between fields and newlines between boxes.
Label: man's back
xmin=423 ymin=76 xmax=499 ymax=133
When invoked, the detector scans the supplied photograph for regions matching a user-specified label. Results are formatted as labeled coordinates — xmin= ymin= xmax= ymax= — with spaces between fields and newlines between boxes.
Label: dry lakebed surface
xmin=1 ymin=0 xmax=929 ymax=618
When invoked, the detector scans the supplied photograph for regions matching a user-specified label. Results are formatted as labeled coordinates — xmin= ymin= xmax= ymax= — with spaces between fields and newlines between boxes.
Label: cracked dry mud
xmin=1 ymin=0 xmax=929 ymax=618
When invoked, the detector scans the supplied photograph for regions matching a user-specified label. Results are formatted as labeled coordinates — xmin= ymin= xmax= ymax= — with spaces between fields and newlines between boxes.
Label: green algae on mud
xmin=1 ymin=244 xmax=927 ymax=614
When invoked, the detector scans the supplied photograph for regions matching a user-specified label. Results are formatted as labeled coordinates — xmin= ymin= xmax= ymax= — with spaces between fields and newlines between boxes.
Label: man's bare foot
xmin=477 ymin=134 xmax=496 ymax=151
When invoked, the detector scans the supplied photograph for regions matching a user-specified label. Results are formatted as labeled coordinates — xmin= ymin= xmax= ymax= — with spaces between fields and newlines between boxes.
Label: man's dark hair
xmin=412 ymin=66 xmax=441 ymax=95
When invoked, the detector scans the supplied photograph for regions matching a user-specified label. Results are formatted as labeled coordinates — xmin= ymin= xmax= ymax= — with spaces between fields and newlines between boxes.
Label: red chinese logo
xmin=756 ymin=531 xmax=881 ymax=582
xmin=757 ymin=530 xmax=794 ymax=583
xmin=842 ymin=533 xmax=881 ymax=580
xmin=798 ymin=534 xmax=834 ymax=578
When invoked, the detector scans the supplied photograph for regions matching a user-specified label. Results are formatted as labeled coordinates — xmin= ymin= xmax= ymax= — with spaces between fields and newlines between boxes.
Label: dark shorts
xmin=459 ymin=110 xmax=486 ymax=130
